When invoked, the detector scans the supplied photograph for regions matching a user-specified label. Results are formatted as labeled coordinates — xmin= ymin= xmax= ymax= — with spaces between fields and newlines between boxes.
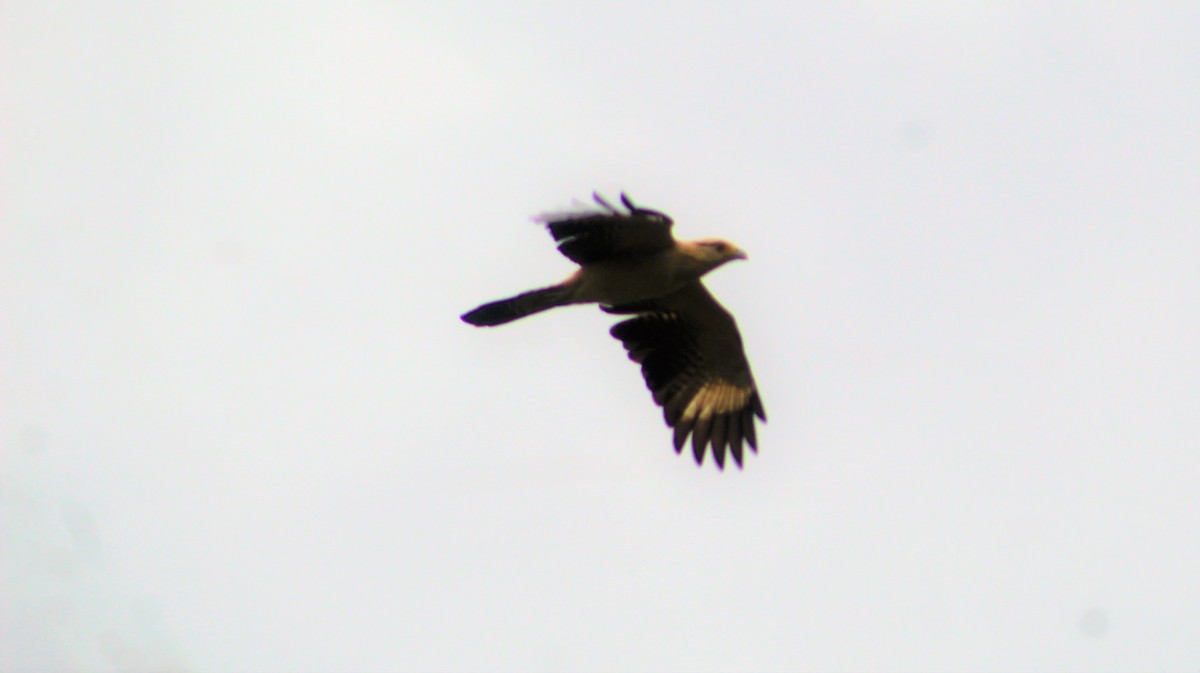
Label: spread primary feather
xmin=461 ymin=192 xmax=766 ymax=470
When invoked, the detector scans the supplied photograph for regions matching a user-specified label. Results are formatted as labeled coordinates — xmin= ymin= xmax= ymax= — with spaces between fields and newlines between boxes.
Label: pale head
xmin=682 ymin=238 xmax=748 ymax=269
xmin=696 ymin=238 xmax=748 ymax=259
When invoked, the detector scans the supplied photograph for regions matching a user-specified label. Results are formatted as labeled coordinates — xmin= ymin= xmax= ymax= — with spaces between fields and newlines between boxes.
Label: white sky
xmin=3 ymin=3 xmax=1198 ymax=672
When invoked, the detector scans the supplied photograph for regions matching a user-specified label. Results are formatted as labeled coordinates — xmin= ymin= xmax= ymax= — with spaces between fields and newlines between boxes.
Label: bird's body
xmin=570 ymin=247 xmax=690 ymax=304
xmin=461 ymin=193 xmax=765 ymax=469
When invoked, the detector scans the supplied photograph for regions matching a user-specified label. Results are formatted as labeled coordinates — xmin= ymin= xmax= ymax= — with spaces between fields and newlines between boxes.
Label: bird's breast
xmin=574 ymin=252 xmax=688 ymax=305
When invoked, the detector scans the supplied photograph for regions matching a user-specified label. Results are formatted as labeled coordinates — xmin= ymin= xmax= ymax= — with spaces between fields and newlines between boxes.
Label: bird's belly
xmin=574 ymin=257 xmax=681 ymax=305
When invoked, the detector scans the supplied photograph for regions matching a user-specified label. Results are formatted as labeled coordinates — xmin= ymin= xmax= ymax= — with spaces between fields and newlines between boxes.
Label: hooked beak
xmin=732 ymin=248 xmax=749 ymax=261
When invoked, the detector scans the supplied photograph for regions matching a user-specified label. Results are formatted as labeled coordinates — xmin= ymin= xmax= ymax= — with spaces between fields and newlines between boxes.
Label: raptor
xmin=461 ymin=193 xmax=765 ymax=469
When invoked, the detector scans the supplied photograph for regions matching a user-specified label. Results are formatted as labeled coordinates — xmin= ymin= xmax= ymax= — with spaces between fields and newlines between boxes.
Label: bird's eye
xmin=714 ymin=243 xmax=727 ymax=253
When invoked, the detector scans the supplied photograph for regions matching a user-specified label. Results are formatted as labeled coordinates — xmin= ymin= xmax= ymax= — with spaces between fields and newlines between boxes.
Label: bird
xmin=461 ymin=192 xmax=765 ymax=469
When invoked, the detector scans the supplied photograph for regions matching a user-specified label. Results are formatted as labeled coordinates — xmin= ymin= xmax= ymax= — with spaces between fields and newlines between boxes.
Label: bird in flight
xmin=461 ymin=193 xmax=765 ymax=469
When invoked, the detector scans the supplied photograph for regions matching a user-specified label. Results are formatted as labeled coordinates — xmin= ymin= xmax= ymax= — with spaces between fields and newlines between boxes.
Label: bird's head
xmin=685 ymin=238 xmax=748 ymax=272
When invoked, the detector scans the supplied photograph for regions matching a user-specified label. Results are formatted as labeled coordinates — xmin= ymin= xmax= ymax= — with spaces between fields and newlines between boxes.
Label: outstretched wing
xmin=606 ymin=282 xmax=766 ymax=469
xmin=540 ymin=192 xmax=675 ymax=264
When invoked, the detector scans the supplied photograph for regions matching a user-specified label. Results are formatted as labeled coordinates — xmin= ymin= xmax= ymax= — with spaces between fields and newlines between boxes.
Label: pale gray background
xmin=3 ymin=3 xmax=1198 ymax=672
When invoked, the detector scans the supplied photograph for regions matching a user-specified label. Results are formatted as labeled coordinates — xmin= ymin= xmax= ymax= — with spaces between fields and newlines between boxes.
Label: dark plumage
xmin=605 ymin=284 xmax=766 ymax=468
xmin=461 ymin=193 xmax=765 ymax=469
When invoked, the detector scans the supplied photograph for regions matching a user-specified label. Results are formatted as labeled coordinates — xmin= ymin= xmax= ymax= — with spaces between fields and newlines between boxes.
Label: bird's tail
xmin=461 ymin=285 xmax=572 ymax=327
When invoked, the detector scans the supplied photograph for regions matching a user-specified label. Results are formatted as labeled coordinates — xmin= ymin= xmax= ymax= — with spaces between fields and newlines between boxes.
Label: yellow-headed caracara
xmin=461 ymin=193 xmax=765 ymax=469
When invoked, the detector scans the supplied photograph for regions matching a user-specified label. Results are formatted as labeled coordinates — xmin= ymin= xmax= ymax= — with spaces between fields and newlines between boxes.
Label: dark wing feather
xmin=540 ymin=192 xmax=675 ymax=264
xmin=607 ymin=282 xmax=765 ymax=469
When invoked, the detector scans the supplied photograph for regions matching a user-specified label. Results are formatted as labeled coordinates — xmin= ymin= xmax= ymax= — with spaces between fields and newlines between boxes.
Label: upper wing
xmin=540 ymin=192 xmax=675 ymax=264
xmin=605 ymin=282 xmax=766 ymax=469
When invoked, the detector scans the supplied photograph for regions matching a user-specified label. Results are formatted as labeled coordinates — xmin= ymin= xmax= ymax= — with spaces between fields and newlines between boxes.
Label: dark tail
xmin=461 ymin=285 xmax=571 ymax=327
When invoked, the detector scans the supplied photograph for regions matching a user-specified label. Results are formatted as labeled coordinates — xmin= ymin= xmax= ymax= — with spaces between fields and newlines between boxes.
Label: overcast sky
xmin=3 ymin=3 xmax=1199 ymax=672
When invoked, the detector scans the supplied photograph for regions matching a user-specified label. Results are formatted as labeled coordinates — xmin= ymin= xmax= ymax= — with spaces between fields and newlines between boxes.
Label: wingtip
xmin=691 ymin=428 xmax=707 ymax=466
xmin=592 ymin=192 xmax=617 ymax=212
xmin=753 ymin=394 xmax=767 ymax=421
xmin=672 ymin=423 xmax=689 ymax=454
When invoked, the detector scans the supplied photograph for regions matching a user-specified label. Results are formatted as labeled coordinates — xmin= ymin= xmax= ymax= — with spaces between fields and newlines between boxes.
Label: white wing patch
xmin=681 ymin=380 xmax=752 ymax=422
